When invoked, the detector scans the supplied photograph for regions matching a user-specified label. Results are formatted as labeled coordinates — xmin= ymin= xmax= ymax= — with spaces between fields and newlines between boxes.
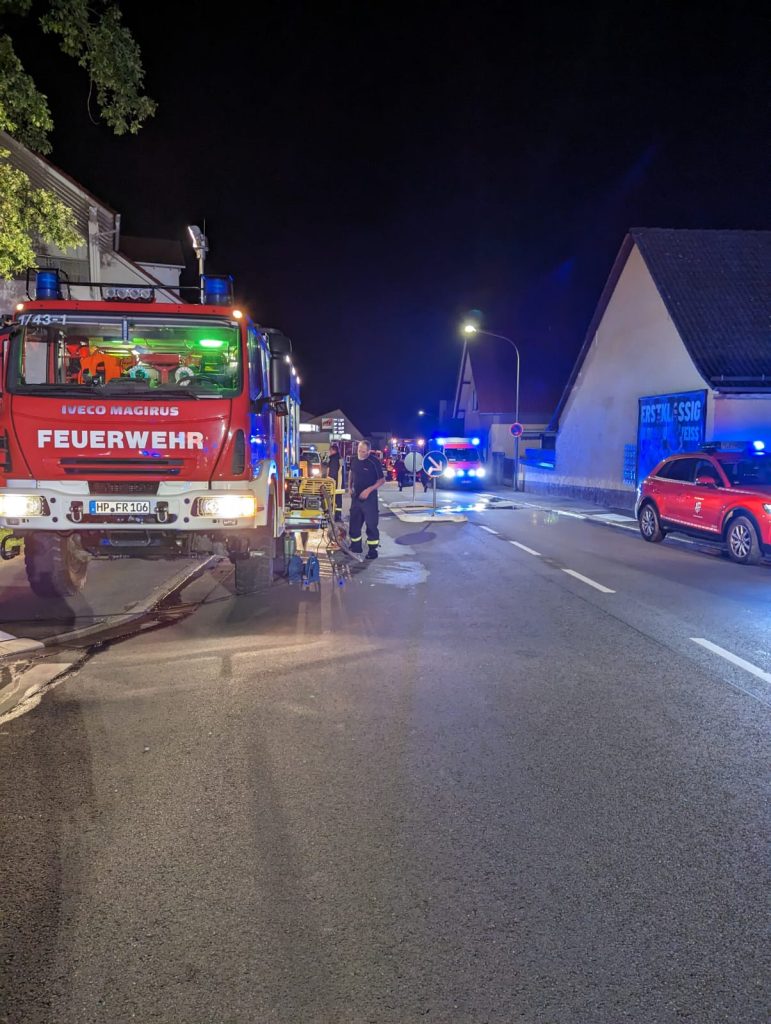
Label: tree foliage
xmin=0 ymin=0 xmax=155 ymax=278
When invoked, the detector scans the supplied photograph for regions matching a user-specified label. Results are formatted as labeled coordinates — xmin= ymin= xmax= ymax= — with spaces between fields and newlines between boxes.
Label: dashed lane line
xmin=561 ymin=568 xmax=616 ymax=594
xmin=510 ymin=540 xmax=542 ymax=557
xmin=478 ymin=525 xmax=499 ymax=535
xmin=690 ymin=638 xmax=771 ymax=687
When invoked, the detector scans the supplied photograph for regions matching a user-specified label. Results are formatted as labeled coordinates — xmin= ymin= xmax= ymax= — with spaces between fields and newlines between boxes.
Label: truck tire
xmin=25 ymin=534 xmax=88 ymax=597
xmin=234 ymin=494 xmax=278 ymax=595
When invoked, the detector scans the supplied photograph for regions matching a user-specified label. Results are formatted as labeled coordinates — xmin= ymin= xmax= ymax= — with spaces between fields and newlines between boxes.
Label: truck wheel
xmin=25 ymin=534 xmax=89 ymax=597
xmin=234 ymin=496 xmax=278 ymax=595
xmin=234 ymin=537 xmax=277 ymax=595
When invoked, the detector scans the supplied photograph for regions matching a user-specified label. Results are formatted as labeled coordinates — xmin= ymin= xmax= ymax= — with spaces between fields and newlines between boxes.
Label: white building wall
xmin=555 ymin=244 xmax=707 ymax=497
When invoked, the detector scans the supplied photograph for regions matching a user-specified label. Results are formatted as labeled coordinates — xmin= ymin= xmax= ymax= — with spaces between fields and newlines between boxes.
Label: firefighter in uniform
xmin=349 ymin=440 xmax=386 ymax=559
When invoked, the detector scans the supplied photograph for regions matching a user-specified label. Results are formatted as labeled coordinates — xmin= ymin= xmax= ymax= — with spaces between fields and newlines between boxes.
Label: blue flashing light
xmin=436 ymin=437 xmax=446 ymax=445
xmin=752 ymin=440 xmax=765 ymax=451
xmin=36 ymin=270 xmax=62 ymax=300
xmin=202 ymin=274 xmax=234 ymax=306
xmin=471 ymin=437 xmax=480 ymax=446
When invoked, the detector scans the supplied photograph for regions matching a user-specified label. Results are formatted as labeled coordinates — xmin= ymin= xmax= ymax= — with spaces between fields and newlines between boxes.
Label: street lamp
xmin=187 ymin=224 xmax=209 ymax=302
xmin=462 ymin=322 xmax=521 ymax=491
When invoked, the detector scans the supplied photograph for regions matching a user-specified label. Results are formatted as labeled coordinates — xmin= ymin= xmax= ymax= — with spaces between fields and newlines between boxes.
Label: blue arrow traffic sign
xmin=423 ymin=450 xmax=448 ymax=477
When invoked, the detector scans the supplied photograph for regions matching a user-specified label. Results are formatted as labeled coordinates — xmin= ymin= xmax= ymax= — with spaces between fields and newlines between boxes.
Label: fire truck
xmin=0 ymin=270 xmax=301 ymax=596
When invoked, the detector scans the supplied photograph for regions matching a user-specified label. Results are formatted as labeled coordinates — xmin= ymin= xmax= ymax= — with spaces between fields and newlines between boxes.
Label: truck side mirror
xmin=269 ymin=355 xmax=292 ymax=399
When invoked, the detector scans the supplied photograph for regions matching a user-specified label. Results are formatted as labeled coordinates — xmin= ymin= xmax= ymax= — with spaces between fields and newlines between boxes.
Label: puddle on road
xmin=364 ymin=559 xmax=428 ymax=588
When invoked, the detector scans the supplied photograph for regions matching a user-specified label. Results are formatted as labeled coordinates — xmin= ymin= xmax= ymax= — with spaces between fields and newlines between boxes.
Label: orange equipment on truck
xmin=0 ymin=271 xmax=301 ymax=596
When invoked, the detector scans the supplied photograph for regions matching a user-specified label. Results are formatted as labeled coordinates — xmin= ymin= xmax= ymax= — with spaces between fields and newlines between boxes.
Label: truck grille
xmin=60 ymin=458 xmax=183 ymax=477
xmin=88 ymin=481 xmax=160 ymax=495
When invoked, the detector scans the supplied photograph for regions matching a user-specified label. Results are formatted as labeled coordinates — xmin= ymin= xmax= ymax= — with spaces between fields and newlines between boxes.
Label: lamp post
xmin=463 ymin=323 xmax=521 ymax=491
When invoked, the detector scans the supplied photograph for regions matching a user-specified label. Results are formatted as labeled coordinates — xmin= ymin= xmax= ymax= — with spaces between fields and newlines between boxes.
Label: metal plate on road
xmin=423 ymin=450 xmax=448 ymax=477
xmin=89 ymin=500 xmax=152 ymax=515
xmin=404 ymin=452 xmax=422 ymax=473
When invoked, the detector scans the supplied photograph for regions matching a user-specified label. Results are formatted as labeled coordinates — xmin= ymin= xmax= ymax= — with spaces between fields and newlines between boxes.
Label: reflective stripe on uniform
xmin=349 ymin=535 xmax=362 ymax=543
xmin=367 ymin=539 xmax=379 ymax=546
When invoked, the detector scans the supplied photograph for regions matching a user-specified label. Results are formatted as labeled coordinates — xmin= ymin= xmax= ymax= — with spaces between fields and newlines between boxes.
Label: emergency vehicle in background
xmin=0 ymin=270 xmax=301 ymax=596
xmin=430 ymin=436 xmax=487 ymax=487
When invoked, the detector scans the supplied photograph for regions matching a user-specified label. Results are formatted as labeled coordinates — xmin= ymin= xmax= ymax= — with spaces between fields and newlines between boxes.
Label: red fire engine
xmin=0 ymin=270 xmax=301 ymax=596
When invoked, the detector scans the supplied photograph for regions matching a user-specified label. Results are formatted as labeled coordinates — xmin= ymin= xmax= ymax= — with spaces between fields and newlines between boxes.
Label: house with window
xmin=0 ymin=131 xmax=185 ymax=311
xmin=525 ymin=228 xmax=771 ymax=508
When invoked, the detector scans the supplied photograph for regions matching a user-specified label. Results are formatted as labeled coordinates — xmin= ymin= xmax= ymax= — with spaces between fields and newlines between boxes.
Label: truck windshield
xmin=10 ymin=314 xmax=242 ymax=397
xmin=446 ymin=447 xmax=479 ymax=462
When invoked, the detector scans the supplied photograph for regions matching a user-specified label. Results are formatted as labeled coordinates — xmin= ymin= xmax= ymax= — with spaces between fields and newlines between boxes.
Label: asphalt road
xmin=1 ymin=489 xmax=768 ymax=1023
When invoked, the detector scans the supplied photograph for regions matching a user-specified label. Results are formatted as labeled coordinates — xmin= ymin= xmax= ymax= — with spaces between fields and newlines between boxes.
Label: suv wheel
xmin=725 ymin=515 xmax=762 ymax=565
xmin=639 ymin=502 xmax=665 ymax=543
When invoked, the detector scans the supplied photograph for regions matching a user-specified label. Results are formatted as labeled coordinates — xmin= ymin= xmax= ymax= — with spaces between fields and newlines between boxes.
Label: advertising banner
xmin=637 ymin=389 xmax=707 ymax=482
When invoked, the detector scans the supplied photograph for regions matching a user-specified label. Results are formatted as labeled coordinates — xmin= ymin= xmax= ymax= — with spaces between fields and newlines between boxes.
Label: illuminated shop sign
xmin=637 ymin=389 xmax=707 ymax=482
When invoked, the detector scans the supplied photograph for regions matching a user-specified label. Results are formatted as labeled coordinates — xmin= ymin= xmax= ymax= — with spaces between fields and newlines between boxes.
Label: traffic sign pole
xmin=422 ymin=451 xmax=448 ymax=517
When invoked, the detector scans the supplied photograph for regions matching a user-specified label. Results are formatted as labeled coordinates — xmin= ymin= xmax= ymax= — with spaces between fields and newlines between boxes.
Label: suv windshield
xmin=11 ymin=314 xmax=242 ymax=397
xmin=721 ymin=456 xmax=771 ymax=487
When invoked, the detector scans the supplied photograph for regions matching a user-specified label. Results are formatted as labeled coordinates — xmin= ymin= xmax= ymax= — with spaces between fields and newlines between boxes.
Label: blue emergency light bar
xmin=202 ymin=275 xmax=234 ymax=306
xmin=700 ymin=440 xmax=766 ymax=454
xmin=35 ymin=270 xmax=62 ymax=300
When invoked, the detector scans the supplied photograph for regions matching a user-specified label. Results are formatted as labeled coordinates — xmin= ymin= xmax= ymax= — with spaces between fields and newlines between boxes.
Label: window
xmin=694 ymin=460 xmax=722 ymax=485
xmin=722 ymin=457 xmax=771 ymax=487
xmin=658 ymin=458 xmax=698 ymax=482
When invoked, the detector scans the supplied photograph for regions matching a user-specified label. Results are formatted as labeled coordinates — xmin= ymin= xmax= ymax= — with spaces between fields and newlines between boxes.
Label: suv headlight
xmin=0 ymin=494 xmax=46 ymax=517
xmin=197 ymin=495 xmax=256 ymax=518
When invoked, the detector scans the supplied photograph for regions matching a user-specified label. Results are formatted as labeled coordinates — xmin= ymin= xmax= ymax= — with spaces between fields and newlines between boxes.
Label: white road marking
xmin=510 ymin=541 xmax=541 ymax=556
xmin=478 ymin=525 xmax=499 ymax=535
xmin=591 ymin=512 xmax=636 ymax=523
xmin=557 ymin=510 xmax=587 ymax=520
xmin=690 ymin=638 xmax=771 ymax=686
xmin=561 ymin=568 xmax=615 ymax=593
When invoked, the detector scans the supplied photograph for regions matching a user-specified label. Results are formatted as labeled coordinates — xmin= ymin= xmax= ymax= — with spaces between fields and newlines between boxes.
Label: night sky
xmin=9 ymin=2 xmax=769 ymax=434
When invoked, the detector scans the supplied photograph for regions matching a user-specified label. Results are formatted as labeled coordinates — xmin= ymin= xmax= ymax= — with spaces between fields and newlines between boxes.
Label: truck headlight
xmin=197 ymin=495 xmax=256 ymax=518
xmin=476 ymin=467 xmax=486 ymax=478
xmin=0 ymin=494 xmax=46 ymax=517
xmin=443 ymin=467 xmax=456 ymax=478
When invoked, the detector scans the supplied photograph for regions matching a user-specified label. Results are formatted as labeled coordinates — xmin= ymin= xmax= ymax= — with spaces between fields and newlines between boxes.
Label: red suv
xmin=635 ymin=443 xmax=771 ymax=564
